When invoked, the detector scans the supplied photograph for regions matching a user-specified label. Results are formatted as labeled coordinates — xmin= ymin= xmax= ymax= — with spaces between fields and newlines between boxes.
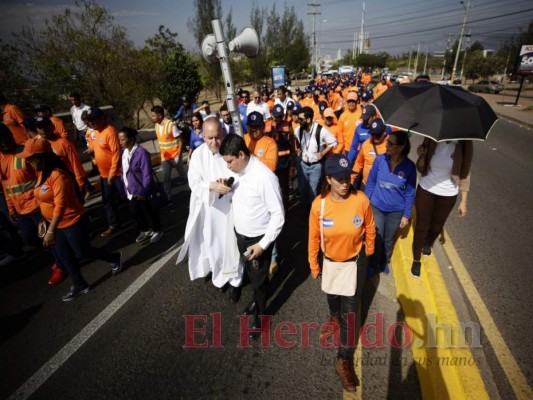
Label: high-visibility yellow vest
xmin=156 ymin=119 xmax=182 ymax=161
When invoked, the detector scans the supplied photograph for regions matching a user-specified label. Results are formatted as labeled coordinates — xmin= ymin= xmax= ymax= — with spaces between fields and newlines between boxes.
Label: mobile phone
xmin=243 ymin=249 xmax=252 ymax=258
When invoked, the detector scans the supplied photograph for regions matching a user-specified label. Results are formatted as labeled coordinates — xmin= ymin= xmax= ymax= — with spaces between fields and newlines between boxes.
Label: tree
xmin=247 ymin=4 xmax=268 ymax=85
xmin=0 ymin=40 xmax=29 ymax=106
xmin=14 ymin=0 xmax=157 ymax=126
xmin=145 ymin=25 xmax=202 ymax=116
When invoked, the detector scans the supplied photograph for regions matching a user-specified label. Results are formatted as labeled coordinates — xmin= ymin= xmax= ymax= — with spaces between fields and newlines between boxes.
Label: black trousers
xmin=235 ymin=231 xmax=274 ymax=317
xmin=412 ymin=185 xmax=457 ymax=260
xmin=128 ymin=197 xmax=161 ymax=232
xmin=326 ymin=251 xmax=368 ymax=360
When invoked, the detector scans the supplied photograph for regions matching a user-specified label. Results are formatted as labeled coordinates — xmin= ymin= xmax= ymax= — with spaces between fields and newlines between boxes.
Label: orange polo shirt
xmin=0 ymin=151 xmax=39 ymax=215
xmin=337 ymin=107 xmax=362 ymax=153
xmin=308 ymin=192 xmax=375 ymax=275
xmin=93 ymin=124 xmax=121 ymax=178
xmin=244 ymin=134 xmax=278 ymax=172
xmin=50 ymin=116 xmax=69 ymax=140
xmin=47 ymin=136 xmax=87 ymax=188
xmin=353 ymin=137 xmax=388 ymax=184
xmin=34 ymin=169 xmax=84 ymax=229
xmin=2 ymin=104 xmax=27 ymax=144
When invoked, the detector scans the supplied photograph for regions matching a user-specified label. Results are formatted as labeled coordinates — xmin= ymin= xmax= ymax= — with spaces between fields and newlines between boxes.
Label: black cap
xmin=86 ymin=106 xmax=104 ymax=121
xmin=369 ymin=118 xmax=386 ymax=135
xmin=272 ymin=104 xmax=284 ymax=118
xmin=247 ymin=111 xmax=265 ymax=126
xmin=325 ymin=154 xmax=352 ymax=178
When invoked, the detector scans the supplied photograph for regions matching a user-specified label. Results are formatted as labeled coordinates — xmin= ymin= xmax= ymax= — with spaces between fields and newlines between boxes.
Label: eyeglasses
xmin=298 ymin=117 xmax=307 ymax=122
xmin=241 ymin=95 xmax=249 ymax=98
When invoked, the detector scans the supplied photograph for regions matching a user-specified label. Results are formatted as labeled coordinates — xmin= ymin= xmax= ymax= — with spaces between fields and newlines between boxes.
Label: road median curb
xmin=391 ymin=224 xmax=489 ymax=399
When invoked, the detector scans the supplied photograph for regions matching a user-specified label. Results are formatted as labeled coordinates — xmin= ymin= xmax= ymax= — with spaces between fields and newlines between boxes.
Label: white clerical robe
xmin=176 ymin=143 xmax=243 ymax=287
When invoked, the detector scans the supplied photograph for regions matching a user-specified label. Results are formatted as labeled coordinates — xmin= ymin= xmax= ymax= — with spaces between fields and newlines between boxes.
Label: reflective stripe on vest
xmin=6 ymin=179 xmax=36 ymax=195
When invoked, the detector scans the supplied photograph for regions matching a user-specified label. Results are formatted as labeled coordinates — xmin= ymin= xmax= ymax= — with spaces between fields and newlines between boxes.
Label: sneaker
xmin=135 ymin=231 xmax=153 ymax=243
xmin=422 ymin=246 xmax=432 ymax=256
xmin=61 ymin=283 xmax=89 ymax=302
xmin=0 ymin=253 xmax=26 ymax=267
xmin=48 ymin=268 xmax=68 ymax=285
xmin=268 ymin=261 xmax=279 ymax=279
xmin=110 ymin=251 xmax=123 ymax=275
xmin=149 ymin=232 xmax=163 ymax=243
xmin=411 ymin=261 xmax=421 ymax=278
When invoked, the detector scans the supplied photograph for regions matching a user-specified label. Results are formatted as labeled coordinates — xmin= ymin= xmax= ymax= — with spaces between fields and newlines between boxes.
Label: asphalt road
xmin=2 ymin=117 xmax=531 ymax=399
xmin=1 ymin=178 xmax=420 ymax=399
xmin=437 ymin=118 xmax=533 ymax=397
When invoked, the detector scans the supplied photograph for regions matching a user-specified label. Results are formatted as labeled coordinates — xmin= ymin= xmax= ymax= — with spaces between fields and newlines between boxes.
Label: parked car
xmin=467 ymin=80 xmax=503 ymax=94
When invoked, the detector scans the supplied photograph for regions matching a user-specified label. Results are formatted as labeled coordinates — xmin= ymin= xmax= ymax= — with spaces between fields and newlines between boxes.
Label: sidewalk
xmin=474 ymin=91 xmax=533 ymax=129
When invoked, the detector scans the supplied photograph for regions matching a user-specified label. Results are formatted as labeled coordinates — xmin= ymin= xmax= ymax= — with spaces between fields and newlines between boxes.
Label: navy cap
xmin=319 ymin=101 xmax=328 ymax=113
xmin=369 ymin=118 xmax=386 ymax=135
xmin=361 ymin=105 xmax=377 ymax=120
xmin=292 ymin=103 xmax=302 ymax=113
xmin=86 ymin=106 xmax=104 ymax=121
xmin=34 ymin=116 xmax=54 ymax=129
xmin=286 ymin=101 xmax=295 ymax=110
xmin=361 ymin=91 xmax=373 ymax=102
xmin=325 ymin=154 xmax=352 ymax=178
xmin=247 ymin=111 xmax=265 ymax=126
xmin=272 ymin=104 xmax=284 ymax=118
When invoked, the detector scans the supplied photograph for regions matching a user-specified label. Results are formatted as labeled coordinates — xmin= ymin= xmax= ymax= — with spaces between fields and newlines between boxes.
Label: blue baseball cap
xmin=325 ymin=154 xmax=352 ymax=178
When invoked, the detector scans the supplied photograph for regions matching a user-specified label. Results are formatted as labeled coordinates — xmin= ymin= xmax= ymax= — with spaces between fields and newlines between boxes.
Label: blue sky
xmin=1 ymin=0 xmax=531 ymax=56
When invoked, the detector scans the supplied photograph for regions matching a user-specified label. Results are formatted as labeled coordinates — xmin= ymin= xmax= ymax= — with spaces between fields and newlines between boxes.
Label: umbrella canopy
xmin=372 ymin=83 xmax=499 ymax=141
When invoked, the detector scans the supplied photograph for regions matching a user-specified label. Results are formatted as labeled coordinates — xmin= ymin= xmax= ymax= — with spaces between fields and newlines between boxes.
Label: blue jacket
xmin=347 ymin=123 xmax=392 ymax=164
xmin=364 ymin=154 xmax=416 ymax=218
xmin=123 ymin=146 xmax=155 ymax=198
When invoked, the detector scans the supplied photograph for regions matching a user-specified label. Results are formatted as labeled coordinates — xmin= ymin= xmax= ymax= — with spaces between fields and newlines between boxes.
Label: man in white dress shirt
xmin=177 ymin=119 xmax=243 ymax=302
xmin=246 ymin=90 xmax=271 ymax=122
xmin=220 ymin=134 xmax=285 ymax=339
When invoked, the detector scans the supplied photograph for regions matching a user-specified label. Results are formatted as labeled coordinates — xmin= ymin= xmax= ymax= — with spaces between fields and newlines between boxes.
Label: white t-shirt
xmin=419 ymin=141 xmax=459 ymax=196
xmin=70 ymin=103 xmax=91 ymax=131
xmin=246 ymin=101 xmax=271 ymax=120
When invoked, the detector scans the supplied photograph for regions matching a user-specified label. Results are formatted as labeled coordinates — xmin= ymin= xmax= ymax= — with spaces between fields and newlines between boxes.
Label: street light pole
xmin=451 ymin=0 xmax=470 ymax=82
xmin=423 ymin=46 xmax=429 ymax=75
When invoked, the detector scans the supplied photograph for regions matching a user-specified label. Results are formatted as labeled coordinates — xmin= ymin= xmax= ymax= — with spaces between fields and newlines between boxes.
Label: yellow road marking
xmin=442 ymin=232 xmax=533 ymax=399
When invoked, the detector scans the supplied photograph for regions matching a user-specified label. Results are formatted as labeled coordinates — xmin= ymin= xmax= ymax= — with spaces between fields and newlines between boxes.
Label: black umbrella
xmin=372 ymin=83 xmax=499 ymax=141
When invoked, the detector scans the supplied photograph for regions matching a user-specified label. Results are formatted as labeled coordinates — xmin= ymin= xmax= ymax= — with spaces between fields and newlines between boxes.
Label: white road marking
xmin=8 ymin=243 xmax=183 ymax=400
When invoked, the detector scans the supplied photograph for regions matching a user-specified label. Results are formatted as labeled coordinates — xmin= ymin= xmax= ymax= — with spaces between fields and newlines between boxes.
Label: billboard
xmin=516 ymin=45 xmax=533 ymax=75
xmin=272 ymin=66 xmax=288 ymax=89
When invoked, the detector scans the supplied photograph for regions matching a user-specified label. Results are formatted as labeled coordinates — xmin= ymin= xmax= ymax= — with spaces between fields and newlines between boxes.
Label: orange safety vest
xmin=156 ymin=119 xmax=181 ymax=161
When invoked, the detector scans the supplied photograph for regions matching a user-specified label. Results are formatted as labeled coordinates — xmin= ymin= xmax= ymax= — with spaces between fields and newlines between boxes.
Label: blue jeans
xmin=100 ymin=177 xmax=125 ymax=229
xmin=369 ymin=206 xmax=403 ymax=272
xmin=54 ymin=215 xmax=118 ymax=287
xmin=297 ymin=159 xmax=323 ymax=206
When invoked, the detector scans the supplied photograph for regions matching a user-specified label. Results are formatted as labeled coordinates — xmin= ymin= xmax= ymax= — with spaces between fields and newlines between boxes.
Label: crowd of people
xmin=0 ymin=69 xmax=473 ymax=393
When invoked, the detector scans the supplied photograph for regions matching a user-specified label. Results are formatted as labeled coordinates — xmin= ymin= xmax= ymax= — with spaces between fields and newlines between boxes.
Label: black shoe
xmin=61 ymin=283 xmax=89 ymax=302
xmin=110 ymin=251 xmax=123 ymax=275
xmin=422 ymin=246 xmax=432 ymax=256
xmin=249 ymin=317 xmax=262 ymax=340
xmin=229 ymin=285 xmax=242 ymax=303
xmin=411 ymin=261 xmax=421 ymax=278
xmin=216 ymin=283 xmax=228 ymax=294
xmin=242 ymin=300 xmax=257 ymax=315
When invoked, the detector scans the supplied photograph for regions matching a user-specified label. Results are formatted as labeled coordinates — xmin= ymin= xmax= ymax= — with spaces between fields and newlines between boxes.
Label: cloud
xmin=111 ymin=9 xmax=158 ymax=18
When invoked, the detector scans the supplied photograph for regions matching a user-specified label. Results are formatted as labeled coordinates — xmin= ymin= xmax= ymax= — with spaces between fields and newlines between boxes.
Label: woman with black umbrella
xmin=411 ymin=138 xmax=473 ymax=277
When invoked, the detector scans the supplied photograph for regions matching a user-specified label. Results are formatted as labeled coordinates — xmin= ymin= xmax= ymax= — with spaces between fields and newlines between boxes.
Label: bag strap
xmin=319 ymin=198 xmax=326 ymax=254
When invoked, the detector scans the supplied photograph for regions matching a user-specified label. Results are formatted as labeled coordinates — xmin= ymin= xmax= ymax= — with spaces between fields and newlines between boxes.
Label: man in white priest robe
xmin=177 ymin=118 xmax=243 ymax=302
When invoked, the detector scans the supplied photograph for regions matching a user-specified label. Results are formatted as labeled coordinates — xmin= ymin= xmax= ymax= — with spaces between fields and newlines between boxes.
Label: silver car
xmin=467 ymin=80 xmax=503 ymax=94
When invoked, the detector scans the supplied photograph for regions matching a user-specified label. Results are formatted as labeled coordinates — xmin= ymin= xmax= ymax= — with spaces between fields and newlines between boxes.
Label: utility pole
xmin=413 ymin=42 xmax=420 ymax=77
xmin=359 ymin=1 xmax=365 ymax=55
xmin=423 ymin=46 xmax=429 ymax=75
xmin=408 ymin=51 xmax=412 ymax=74
xmin=353 ymin=31 xmax=356 ymax=58
xmin=442 ymin=34 xmax=452 ymax=79
xmin=460 ymin=30 xmax=471 ymax=82
xmin=308 ymin=1 xmax=321 ymax=75
xmin=451 ymin=0 xmax=470 ymax=82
